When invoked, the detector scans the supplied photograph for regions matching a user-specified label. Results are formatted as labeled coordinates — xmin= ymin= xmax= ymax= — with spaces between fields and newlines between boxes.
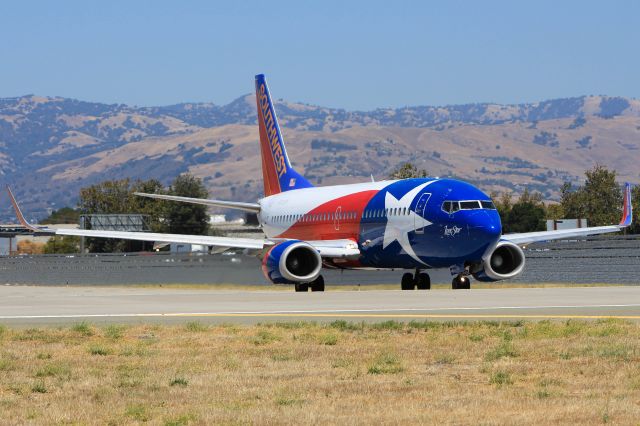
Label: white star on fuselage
xmin=382 ymin=181 xmax=436 ymax=265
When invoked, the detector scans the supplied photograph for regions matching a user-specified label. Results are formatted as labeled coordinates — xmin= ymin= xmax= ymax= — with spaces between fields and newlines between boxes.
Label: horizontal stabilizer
xmin=134 ymin=192 xmax=261 ymax=213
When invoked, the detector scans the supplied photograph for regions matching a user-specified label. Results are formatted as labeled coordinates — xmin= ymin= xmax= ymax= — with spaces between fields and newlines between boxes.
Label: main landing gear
xmin=401 ymin=270 xmax=431 ymax=290
xmin=295 ymin=275 xmax=325 ymax=292
xmin=452 ymin=275 xmax=471 ymax=290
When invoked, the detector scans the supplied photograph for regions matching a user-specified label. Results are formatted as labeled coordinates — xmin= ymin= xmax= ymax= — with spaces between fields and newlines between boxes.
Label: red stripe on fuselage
xmin=276 ymin=190 xmax=378 ymax=241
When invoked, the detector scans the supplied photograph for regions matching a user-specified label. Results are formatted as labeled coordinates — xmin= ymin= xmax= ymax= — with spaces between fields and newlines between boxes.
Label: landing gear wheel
xmin=294 ymin=283 xmax=309 ymax=292
xmin=416 ymin=273 xmax=431 ymax=290
xmin=401 ymin=273 xmax=415 ymax=290
xmin=452 ymin=276 xmax=471 ymax=290
xmin=310 ymin=275 xmax=325 ymax=292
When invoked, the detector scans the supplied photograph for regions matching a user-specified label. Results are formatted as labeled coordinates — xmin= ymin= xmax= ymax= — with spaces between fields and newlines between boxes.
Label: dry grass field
xmin=0 ymin=319 xmax=639 ymax=425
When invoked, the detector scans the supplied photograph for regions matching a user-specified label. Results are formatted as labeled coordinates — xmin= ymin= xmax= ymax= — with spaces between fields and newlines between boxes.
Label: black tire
xmin=452 ymin=276 xmax=471 ymax=290
xmin=459 ymin=277 xmax=471 ymax=289
xmin=416 ymin=273 xmax=431 ymax=290
xmin=295 ymin=283 xmax=309 ymax=292
xmin=401 ymin=273 xmax=415 ymax=290
xmin=310 ymin=275 xmax=325 ymax=292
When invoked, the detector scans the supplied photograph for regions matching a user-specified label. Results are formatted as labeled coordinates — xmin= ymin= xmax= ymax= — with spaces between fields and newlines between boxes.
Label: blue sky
xmin=0 ymin=0 xmax=638 ymax=109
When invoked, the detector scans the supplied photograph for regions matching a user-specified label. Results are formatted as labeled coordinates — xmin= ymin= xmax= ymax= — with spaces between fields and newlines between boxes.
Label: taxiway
xmin=1 ymin=285 xmax=639 ymax=325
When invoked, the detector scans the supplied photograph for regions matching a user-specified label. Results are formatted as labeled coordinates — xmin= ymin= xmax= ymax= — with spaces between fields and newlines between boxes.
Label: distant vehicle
xmin=7 ymin=74 xmax=634 ymax=292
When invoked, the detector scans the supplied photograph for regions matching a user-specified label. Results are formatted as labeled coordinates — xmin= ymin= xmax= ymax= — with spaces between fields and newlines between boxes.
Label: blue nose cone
xmin=467 ymin=210 xmax=502 ymax=244
xmin=483 ymin=216 xmax=502 ymax=239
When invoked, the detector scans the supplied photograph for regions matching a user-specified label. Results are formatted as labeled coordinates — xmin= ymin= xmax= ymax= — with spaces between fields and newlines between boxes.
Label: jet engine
xmin=262 ymin=240 xmax=322 ymax=284
xmin=471 ymin=241 xmax=526 ymax=282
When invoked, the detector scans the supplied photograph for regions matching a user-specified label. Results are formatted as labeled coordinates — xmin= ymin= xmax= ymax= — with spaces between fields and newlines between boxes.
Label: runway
xmin=1 ymin=285 xmax=639 ymax=325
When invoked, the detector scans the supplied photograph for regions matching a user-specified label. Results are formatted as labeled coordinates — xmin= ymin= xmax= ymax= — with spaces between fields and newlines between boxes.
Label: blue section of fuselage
xmin=358 ymin=178 xmax=501 ymax=269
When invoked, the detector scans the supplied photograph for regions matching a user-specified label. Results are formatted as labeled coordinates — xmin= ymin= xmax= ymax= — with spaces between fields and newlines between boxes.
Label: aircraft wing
xmin=7 ymin=185 xmax=360 ymax=256
xmin=54 ymin=228 xmax=268 ymax=250
xmin=133 ymin=192 xmax=261 ymax=213
xmin=50 ymin=230 xmax=360 ymax=257
xmin=502 ymin=183 xmax=633 ymax=246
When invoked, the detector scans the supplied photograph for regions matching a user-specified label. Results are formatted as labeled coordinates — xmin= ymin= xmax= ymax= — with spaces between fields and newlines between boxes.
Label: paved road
xmin=1 ymin=285 xmax=639 ymax=325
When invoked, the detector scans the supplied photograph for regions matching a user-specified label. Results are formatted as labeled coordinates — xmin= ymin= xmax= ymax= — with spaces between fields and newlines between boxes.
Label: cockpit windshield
xmin=442 ymin=200 xmax=496 ymax=213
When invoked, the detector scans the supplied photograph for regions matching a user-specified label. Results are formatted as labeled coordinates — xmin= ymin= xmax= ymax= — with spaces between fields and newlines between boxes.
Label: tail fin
xmin=255 ymin=74 xmax=313 ymax=196
xmin=619 ymin=182 xmax=633 ymax=227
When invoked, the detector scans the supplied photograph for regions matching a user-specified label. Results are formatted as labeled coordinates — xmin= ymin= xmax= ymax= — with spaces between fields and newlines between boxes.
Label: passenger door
xmin=414 ymin=193 xmax=431 ymax=234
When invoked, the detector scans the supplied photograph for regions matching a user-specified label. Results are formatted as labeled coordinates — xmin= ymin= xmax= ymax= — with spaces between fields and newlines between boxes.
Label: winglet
xmin=619 ymin=182 xmax=633 ymax=227
xmin=5 ymin=186 xmax=41 ymax=232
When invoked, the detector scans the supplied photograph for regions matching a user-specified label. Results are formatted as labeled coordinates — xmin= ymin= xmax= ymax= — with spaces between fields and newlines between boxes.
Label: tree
xmin=131 ymin=179 xmax=167 ymax=233
xmin=78 ymin=178 xmax=166 ymax=253
xmin=165 ymin=174 xmax=210 ymax=235
xmin=41 ymin=207 xmax=80 ymax=224
xmin=79 ymin=178 xmax=136 ymax=216
xmin=43 ymin=236 xmax=80 ymax=254
xmin=492 ymin=191 xmax=513 ymax=228
xmin=77 ymin=175 xmax=213 ymax=252
xmin=561 ymin=165 xmax=622 ymax=227
xmin=16 ymin=240 xmax=44 ymax=255
xmin=502 ymin=189 xmax=546 ymax=233
xmin=545 ymin=203 xmax=564 ymax=221
xmin=389 ymin=162 xmax=429 ymax=179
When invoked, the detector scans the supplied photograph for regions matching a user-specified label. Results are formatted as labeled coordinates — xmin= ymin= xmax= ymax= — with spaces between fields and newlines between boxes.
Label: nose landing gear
xmin=401 ymin=270 xmax=431 ymax=290
xmin=452 ymin=275 xmax=471 ymax=290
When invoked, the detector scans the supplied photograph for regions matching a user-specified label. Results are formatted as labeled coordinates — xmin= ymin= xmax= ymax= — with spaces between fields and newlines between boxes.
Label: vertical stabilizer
xmin=255 ymin=74 xmax=313 ymax=196
xmin=619 ymin=182 xmax=633 ymax=227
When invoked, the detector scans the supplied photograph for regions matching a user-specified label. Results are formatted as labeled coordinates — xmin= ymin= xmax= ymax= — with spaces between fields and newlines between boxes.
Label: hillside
xmin=1 ymin=94 xmax=639 ymax=221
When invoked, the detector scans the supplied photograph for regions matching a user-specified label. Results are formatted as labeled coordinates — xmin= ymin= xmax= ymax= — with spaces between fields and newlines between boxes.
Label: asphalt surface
xmin=1 ymin=235 xmax=639 ymax=286
xmin=1 ymin=285 xmax=639 ymax=326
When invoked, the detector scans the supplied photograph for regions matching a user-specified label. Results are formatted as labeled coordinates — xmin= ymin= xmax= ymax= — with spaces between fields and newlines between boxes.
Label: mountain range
xmin=1 ymin=93 xmax=639 ymax=221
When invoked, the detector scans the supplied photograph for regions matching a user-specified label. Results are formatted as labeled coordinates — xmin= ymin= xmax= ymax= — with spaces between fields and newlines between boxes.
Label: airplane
xmin=6 ymin=74 xmax=634 ymax=292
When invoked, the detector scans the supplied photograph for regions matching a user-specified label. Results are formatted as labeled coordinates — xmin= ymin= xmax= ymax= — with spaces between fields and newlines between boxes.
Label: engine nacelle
xmin=472 ymin=241 xmax=526 ymax=282
xmin=262 ymin=240 xmax=322 ymax=284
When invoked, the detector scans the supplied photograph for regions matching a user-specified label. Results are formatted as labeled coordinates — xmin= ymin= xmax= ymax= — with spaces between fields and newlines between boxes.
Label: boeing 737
xmin=8 ymin=74 xmax=634 ymax=291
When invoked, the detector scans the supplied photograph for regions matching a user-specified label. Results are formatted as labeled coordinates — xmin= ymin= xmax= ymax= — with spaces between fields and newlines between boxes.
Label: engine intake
xmin=262 ymin=240 xmax=322 ymax=284
xmin=472 ymin=241 xmax=525 ymax=282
